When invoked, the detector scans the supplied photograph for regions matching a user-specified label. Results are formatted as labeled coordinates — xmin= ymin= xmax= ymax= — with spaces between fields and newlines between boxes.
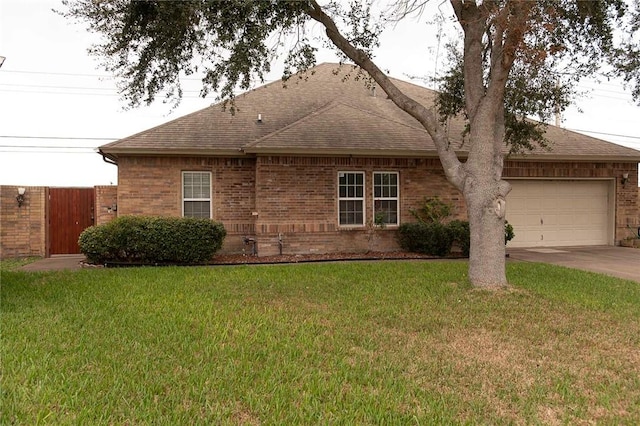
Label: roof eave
xmin=243 ymin=147 xmax=461 ymax=158
xmin=506 ymin=154 xmax=640 ymax=162
xmin=98 ymin=148 xmax=249 ymax=159
xmin=99 ymin=148 xmax=640 ymax=163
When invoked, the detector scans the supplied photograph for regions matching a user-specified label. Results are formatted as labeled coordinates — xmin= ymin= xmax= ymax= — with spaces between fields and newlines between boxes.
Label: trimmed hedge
xmin=79 ymin=216 xmax=226 ymax=265
xmin=397 ymin=222 xmax=454 ymax=257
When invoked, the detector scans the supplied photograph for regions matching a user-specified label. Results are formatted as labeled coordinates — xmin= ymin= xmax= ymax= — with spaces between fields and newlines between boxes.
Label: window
xmin=373 ymin=172 xmax=399 ymax=225
xmin=182 ymin=171 xmax=211 ymax=218
xmin=338 ymin=172 xmax=364 ymax=226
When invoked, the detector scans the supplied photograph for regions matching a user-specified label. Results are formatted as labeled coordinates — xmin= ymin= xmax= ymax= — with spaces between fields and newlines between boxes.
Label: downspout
xmin=99 ymin=149 xmax=118 ymax=166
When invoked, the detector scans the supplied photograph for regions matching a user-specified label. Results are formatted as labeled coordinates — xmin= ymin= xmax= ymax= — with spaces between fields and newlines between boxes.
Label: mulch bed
xmin=92 ymin=251 xmax=465 ymax=268
xmin=209 ymin=251 xmax=464 ymax=265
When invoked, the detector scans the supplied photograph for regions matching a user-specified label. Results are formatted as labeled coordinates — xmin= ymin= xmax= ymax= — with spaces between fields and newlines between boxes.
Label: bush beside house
xmin=79 ymin=216 xmax=226 ymax=265
xmin=398 ymin=197 xmax=514 ymax=257
xmin=397 ymin=220 xmax=515 ymax=257
xmin=397 ymin=222 xmax=455 ymax=257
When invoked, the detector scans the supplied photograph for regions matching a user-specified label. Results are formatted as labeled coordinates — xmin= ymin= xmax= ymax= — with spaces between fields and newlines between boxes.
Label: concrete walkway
xmin=507 ymin=246 xmax=640 ymax=283
xmin=19 ymin=254 xmax=85 ymax=272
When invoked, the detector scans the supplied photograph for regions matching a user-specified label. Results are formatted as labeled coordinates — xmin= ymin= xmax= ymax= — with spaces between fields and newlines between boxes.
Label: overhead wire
xmin=0 ymin=135 xmax=117 ymax=140
xmin=2 ymin=70 xmax=635 ymax=100
xmin=1 ymin=69 xmax=638 ymax=148
xmin=568 ymin=129 xmax=640 ymax=140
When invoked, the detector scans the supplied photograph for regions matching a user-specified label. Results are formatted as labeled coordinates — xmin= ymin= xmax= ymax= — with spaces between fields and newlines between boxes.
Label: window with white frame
xmin=338 ymin=171 xmax=365 ymax=226
xmin=182 ymin=171 xmax=211 ymax=218
xmin=373 ymin=172 xmax=399 ymax=225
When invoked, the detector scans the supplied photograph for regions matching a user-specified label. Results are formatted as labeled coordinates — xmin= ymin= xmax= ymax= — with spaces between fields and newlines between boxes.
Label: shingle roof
xmin=100 ymin=62 xmax=640 ymax=161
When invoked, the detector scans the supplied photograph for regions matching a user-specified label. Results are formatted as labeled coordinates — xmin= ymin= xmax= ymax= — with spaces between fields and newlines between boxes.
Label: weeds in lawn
xmin=2 ymin=261 xmax=639 ymax=424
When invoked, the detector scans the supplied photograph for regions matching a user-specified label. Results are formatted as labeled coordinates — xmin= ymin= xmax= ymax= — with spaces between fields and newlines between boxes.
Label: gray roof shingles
xmin=100 ymin=63 xmax=640 ymax=161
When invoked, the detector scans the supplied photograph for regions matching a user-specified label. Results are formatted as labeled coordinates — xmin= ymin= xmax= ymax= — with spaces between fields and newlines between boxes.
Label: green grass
xmin=2 ymin=261 xmax=639 ymax=424
xmin=0 ymin=257 xmax=39 ymax=272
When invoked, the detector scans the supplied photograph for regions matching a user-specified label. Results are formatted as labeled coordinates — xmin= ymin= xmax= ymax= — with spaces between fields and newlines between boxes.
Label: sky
xmin=1 ymin=0 xmax=639 ymax=188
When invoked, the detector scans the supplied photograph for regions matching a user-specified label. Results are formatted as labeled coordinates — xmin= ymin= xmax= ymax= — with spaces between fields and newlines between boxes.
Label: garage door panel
xmin=520 ymin=216 xmax=541 ymax=226
xmin=574 ymin=214 xmax=591 ymax=226
xmin=556 ymin=213 xmax=575 ymax=226
xmin=525 ymin=199 xmax=544 ymax=211
xmin=519 ymin=230 xmax=542 ymax=244
xmin=542 ymin=199 xmax=558 ymax=210
xmin=506 ymin=180 xmax=611 ymax=247
xmin=592 ymin=212 xmax=608 ymax=223
xmin=575 ymin=199 xmax=594 ymax=210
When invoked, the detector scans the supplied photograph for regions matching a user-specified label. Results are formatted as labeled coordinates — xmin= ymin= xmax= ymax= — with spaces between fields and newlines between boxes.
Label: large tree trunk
xmin=464 ymin=180 xmax=508 ymax=287
xmin=462 ymin=96 xmax=511 ymax=287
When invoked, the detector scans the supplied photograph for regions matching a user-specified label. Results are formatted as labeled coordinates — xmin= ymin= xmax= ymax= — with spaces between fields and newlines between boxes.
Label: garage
xmin=506 ymin=180 xmax=613 ymax=247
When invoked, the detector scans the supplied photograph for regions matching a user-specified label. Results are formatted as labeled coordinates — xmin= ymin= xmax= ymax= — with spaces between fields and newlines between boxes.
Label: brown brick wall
xmin=253 ymin=156 xmax=464 ymax=255
xmin=114 ymin=155 xmax=639 ymax=255
xmin=116 ymin=156 xmax=256 ymax=253
xmin=95 ymin=185 xmax=118 ymax=226
xmin=0 ymin=186 xmax=47 ymax=258
xmin=616 ymin=165 xmax=640 ymax=241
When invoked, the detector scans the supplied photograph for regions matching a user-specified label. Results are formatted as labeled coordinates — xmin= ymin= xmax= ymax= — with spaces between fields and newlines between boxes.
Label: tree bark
xmin=463 ymin=174 xmax=510 ymax=287
xmin=461 ymin=94 xmax=511 ymax=287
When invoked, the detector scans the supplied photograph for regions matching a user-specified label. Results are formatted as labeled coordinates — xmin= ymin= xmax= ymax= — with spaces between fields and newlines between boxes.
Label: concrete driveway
xmin=507 ymin=246 xmax=640 ymax=282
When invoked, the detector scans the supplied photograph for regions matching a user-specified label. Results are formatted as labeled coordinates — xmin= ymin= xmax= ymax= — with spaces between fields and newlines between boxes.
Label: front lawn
xmin=2 ymin=261 xmax=639 ymax=424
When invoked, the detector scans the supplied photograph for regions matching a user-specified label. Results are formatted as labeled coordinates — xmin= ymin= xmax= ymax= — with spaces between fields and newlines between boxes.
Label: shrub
xmin=410 ymin=197 xmax=453 ymax=224
xmin=79 ymin=216 xmax=226 ymax=265
xmin=505 ymin=221 xmax=515 ymax=245
xmin=399 ymin=220 xmax=514 ymax=258
xmin=448 ymin=220 xmax=470 ymax=257
xmin=397 ymin=222 xmax=453 ymax=257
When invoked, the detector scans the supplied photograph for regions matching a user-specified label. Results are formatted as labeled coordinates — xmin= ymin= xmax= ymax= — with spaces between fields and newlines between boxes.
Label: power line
xmin=0 ymin=83 xmax=116 ymax=91
xmin=1 ymin=68 xmax=202 ymax=81
xmin=0 ymin=83 xmax=206 ymax=95
xmin=568 ymin=128 xmax=640 ymax=140
xmin=0 ymin=145 xmax=97 ymax=149
xmin=0 ymin=69 xmax=111 ymax=78
xmin=0 ymin=89 xmax=119 ymax=97
xmin=3 ymin=69 xmax=636 ymax=103
xmin=0 ymin=88 xmax=210 ymax=99
xmin=0 ymin=135 xmax=118 ymax=141
xmin=0 ymin=150 xmax=99 ymax=154
xmin=2 ymin=78 xmax=633 ymax=96
xmin=3 ymin=67 xmax=636 ymax=96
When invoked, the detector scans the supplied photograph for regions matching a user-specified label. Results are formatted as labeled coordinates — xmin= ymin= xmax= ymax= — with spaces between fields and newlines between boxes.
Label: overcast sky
xmin=1 ymin=0 xmax=639 ymax=187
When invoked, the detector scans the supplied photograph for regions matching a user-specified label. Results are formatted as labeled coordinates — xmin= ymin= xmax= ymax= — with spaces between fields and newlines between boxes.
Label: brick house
xmin=99 ymin=63 xmax=640 ymax=256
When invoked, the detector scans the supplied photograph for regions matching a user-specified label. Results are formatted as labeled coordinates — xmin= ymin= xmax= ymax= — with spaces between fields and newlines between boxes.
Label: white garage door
xmin=506 ymin=180 xmax=612 ymax=247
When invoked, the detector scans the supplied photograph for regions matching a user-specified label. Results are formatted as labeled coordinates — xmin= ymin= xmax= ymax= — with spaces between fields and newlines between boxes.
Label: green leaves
xmin=434 ymin=0 xmax=638 ymax=153
xmin=62 ymin=0 xmax=310 ymax=107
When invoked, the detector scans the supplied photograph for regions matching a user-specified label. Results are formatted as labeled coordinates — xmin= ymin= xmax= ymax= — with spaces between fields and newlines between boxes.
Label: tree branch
xmin=450 ymin=0 xmax=463 ymax=21
xmin=487 ymin=2 xmax=532 ymax=95
xmin=457 ymin=0 xmax=488 ymax=121
xmin=306 ymin=0 xmax=465 ymax=189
